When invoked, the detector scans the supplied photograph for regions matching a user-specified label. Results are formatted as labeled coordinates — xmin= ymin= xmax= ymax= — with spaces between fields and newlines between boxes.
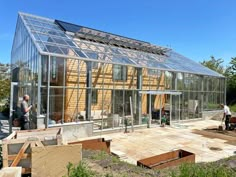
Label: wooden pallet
xmin=2 ymin=128 xmax=63 ymax=174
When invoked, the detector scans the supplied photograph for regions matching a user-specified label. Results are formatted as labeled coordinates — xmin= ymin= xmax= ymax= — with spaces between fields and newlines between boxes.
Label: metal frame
xmin=139 ymin=90 xmax=182 ymax=126
xmin=9 ymin=82 xmax=18 ymax=133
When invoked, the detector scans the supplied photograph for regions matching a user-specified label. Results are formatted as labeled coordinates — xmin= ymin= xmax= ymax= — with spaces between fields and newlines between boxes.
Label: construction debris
xmin=2 ymin=128 xmax=62 ymax=174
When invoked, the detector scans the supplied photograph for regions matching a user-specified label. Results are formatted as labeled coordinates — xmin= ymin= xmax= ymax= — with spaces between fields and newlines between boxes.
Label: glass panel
xmin=103 ymin=63 xmax=113 ymax=89
xmin=74 ymin=49 xmax=87 ymax=58
xmin=49 ymin=88 xmax=63 ymax=124
xmin=45 ymin=44 xmax=63 ymax=54
xmin=124 ymin=66 xmax=137 ymax=90
xmin=65 ymin=40 xmax=76 ymax=47
xmin=85 ymin=51 xmax=98 ymax=59
xmin=165 ymin=71 xmax=172 ymax=90
xmin=50 ymin=57 xmax=65 ymax=86
xmin=113 ymin=65 xmax=127 ymax=81
xmin=91 ymin=89 xmax=104 ymax=130
xmin=142 ymin=68 xmax=150 ymax=90
xmin=78 ymin=88 xmax=86 ymax=120
xmin=40 ymin=88 xmax=48 ymax=116
xmin=92 ymin=62 xmax=103 ymax=89
xmin=66 ymin=59 xmax=79 ymax=87
xmin=51 ymin=37 xmax=67 ymax=45
xmin=112 ymin=90 xmax=124 ymax=128
xmin=37 ymin=42 xmax=48 ymax=52
xmin=38 ymin=33 xmax=54 ymax=42
xmin=64 ymin=88 xmax=78 ymax=123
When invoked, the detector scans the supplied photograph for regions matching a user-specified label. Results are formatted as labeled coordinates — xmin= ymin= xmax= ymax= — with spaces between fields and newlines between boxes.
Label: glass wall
xmin=11 ymin=15 xmax=40 ymax=127
xmin=11 ymin=13 xmax=226 ymax=130
xmin=203 ymin=77 xmax=225 ymax=110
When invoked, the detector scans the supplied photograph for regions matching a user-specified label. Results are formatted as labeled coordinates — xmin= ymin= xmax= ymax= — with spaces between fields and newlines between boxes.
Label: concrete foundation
xmin=49 ymin=121 xmax=93 ymax=142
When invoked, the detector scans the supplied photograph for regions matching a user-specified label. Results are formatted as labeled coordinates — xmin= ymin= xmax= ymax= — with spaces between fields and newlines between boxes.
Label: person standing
xmin=20 ymin=95 xmax=32 ymax=130
xmin=220 ymin=104 xmax=231 ymax=130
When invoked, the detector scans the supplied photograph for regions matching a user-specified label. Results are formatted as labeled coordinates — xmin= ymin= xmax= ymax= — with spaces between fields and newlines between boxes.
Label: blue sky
xmin=0 ymin=0 xmax=235 ymax=66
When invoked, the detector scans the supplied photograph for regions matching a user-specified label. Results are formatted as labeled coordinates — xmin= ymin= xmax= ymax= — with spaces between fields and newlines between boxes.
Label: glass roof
xmin=19 ymin=12 xmax=223 ymax=78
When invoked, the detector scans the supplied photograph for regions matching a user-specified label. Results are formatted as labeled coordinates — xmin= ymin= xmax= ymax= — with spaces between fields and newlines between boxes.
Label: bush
xmin=229 ymin=104 xmax=236 ymax=112
xmin=64 ymin=161 xmax=95 ymax=177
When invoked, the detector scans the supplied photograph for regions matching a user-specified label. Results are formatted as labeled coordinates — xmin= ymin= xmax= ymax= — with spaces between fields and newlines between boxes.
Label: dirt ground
xmin=192 ymin=127 xmax=236 ymax=146
xmin=82 ymin=150 xmax=160 ymax=177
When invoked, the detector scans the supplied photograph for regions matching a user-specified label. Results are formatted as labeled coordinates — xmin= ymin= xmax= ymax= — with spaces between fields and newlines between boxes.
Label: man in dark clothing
xmin=20 ymin=95 xmax=32 ymax=130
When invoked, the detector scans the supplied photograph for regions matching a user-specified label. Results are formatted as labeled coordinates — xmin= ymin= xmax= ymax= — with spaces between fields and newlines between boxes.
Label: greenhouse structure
xmin=11 ymin=12 xmax=225 ymax=132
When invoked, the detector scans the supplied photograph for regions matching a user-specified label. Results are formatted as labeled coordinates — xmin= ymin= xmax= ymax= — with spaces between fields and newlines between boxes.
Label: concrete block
xmin=0 ymin=167 xmax=21 ymax=177
xmin=61 ymin=122 xmax=93 ymax=142
xmin=31 ymin=144 xmax=82 ymax=177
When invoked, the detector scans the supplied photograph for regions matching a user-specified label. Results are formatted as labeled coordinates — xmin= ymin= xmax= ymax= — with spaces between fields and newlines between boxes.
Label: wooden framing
xmin=2 ymin=128 xmax=63 ymax=174
xmin=62 ymin=61 xmax=168 ymax=122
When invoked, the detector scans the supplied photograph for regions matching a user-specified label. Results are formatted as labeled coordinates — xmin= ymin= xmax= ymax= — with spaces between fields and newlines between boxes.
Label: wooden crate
xmin=2 ymin=128 xmax=63 ymax=174
xmin=137 ymin=149 xmax=195 ymax=170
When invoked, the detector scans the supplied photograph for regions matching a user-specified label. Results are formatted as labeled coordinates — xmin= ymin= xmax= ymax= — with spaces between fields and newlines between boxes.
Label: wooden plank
xmin=22 ymin=168 xmax=31 ymax=174
xmin=31 ymin=144 xmax=82 ymax=177
xmin=35 ymin=141 xmax=44 ymax=147
xmin=10 ymin=142 xmax=30 ymax=167
xmin=8 ymin=154 xmax=31 ymax=161
xmin=31 ymin=142 xmax=36 ymax=148
xmin=2 ymin=140 xmax=9 ymax=167
xmin=5 ymin=131 xmax=17 ymax=140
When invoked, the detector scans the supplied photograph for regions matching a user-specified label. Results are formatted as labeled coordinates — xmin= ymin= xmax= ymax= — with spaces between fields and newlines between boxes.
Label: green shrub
xmin=229 ymin=104 xmax=236 ymax=112
xmin=64 ymin=161 xmax=95 ymax=177
xmin=91 ymin=150 xmax=107 ymax=160
xmin=170 ymin=163 xmax=235 ymax=177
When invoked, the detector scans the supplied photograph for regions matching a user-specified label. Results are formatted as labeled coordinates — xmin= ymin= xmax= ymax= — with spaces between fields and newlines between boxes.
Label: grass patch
xmin=67 ymin=150 xmax=236 ymax=177
xmin=170 ymin=162 xmax=235 ymax=177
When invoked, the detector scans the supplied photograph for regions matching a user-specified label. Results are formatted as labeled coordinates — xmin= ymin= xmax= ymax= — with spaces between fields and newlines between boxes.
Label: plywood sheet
xmin=31 ymin=144 xmax=82 ymax=177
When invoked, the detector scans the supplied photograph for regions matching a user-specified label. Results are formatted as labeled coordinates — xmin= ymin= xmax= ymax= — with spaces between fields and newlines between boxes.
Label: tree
xmin=0 ymin=79 xmax=10 ymax=101
xmin=201 ymin=56 xmax=225 ymax=75
xmin=225 ymin=57 xmax=236 ymax=104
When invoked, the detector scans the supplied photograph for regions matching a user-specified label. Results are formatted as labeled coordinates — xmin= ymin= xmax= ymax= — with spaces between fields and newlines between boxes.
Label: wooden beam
xmin=8 ymin=153 xmax=31 ymax=161
xmin=35 ymin=141 xmax=44 ymax=147
xmin=10 ymin=142 xmax=30 ymax=167
xmin=22 ymin=168 xmax=31 ymax=174
xmin=2 ymin=140 xmax=9 ymax=167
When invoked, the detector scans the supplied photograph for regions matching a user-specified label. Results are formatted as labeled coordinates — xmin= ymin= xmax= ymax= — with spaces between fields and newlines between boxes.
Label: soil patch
xmin=192 ymin=127 xmax=236 ymax=145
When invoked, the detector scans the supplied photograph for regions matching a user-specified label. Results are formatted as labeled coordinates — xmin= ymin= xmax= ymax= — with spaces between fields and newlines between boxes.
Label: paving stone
xmin=107 ymin=120 xmax=235 ymax=163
